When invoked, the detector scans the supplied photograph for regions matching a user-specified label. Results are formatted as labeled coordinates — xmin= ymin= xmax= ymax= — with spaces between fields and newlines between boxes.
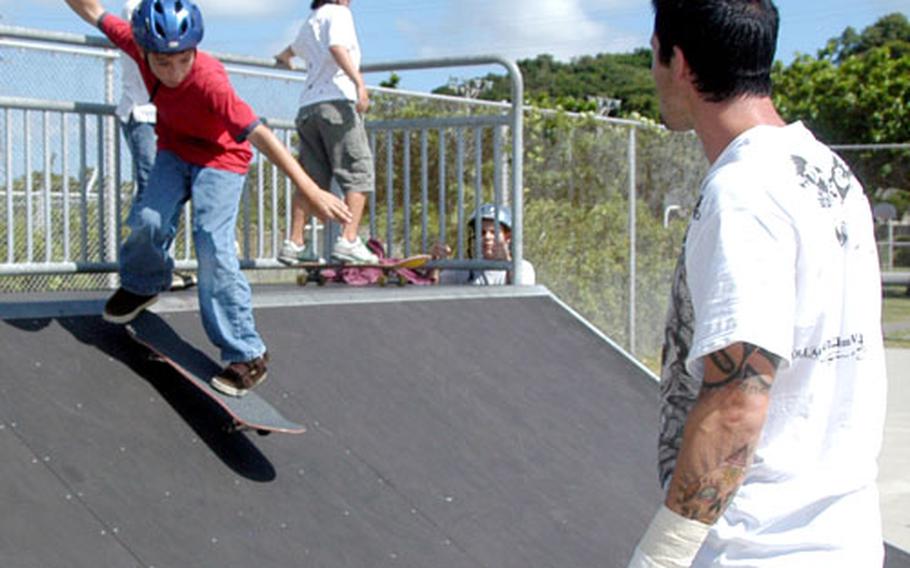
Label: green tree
xmin=772 ymin=13 xmax=910 ymax=199
xmin=823 ymin=12 xmax=910 ymax=62
xmin=433 ymin=50 xmax=659 ymax=120
xmin=379 ymin=72 xmax=401 ymax=89
xmin=773 ymin=46 xmax=910 ymax=144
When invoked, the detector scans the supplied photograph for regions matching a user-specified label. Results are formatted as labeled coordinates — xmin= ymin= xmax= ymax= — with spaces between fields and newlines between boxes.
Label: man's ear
xmin=670 ymin=45 xmax=694 ymax=84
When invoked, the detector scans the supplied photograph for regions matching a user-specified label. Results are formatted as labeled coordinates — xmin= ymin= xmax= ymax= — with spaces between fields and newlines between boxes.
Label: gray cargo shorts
xmin=295 ymin=100 xmax=374 ymax=194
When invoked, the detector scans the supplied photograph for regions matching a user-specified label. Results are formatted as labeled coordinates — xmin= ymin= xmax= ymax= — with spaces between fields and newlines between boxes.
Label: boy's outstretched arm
xmin=247 ymin=124 xmax=353 ymax=225
xmin=64 ymin=0 xmax=106 ymax=26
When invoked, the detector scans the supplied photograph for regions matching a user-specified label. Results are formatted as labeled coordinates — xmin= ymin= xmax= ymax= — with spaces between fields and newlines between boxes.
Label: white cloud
xmin=194 ymin=0 xmax=298 ymax=18
xmin=0 ymin=0 xmax=299 ymax=18
xmin=397 ymin=0 xmax=647 ymax=62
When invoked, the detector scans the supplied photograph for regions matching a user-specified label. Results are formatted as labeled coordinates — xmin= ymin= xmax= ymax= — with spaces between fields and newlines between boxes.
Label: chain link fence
xmin=834 ymin=145 xmax=910 ymax=281
xmin=0 ymin=31 xmax=526 ymax=290
xmin=4 ymin=26 xmax=906 ymax=366
xmin=0 ymin=26 xmax=741 ymax=368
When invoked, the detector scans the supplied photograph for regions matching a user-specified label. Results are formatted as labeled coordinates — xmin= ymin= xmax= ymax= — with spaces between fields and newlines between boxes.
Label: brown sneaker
xmin=103 ymin=287 xmax=158 ymax=324
xmin=211 ymin=352 xmax=269 ymax=397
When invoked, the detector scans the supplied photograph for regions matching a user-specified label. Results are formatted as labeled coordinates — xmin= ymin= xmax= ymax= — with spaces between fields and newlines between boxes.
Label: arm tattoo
xmin=668 ymin=343 xmax=780 ymax=524
xmin=672 ymin=446 xmax=749 ymax=522
xmin=704 ymin=343 xmax=780 ymax=393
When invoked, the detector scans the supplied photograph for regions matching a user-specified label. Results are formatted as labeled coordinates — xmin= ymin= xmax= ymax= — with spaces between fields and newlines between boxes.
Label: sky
xmin=2 ymin=0 xmax=908 ymax=92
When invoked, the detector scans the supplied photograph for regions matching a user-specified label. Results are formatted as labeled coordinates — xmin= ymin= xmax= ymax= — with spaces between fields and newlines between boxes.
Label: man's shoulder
xmin=703 ymin=127 xmax=815 ymax=202
xmin=702 ymin=155 xmax=777 ymax=203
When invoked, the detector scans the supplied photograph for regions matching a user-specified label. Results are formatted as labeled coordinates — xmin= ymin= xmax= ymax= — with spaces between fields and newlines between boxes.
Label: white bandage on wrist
xmin=627 ymin=505 xmax=711 ymax=568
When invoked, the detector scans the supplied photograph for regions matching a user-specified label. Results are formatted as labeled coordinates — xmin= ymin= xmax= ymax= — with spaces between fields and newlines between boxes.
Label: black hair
xmin=651 ymin=0 xmax=779 ymax=102
xmin=311 ymin=0 xmax=341 ymax=9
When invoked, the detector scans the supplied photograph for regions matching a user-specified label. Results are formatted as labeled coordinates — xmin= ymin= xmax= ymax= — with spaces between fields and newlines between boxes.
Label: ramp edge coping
xmin=0 ymin=285 xmax=657 ymax=383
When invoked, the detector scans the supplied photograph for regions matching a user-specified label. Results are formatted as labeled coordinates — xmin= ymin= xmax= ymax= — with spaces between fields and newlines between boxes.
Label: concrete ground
xmin=882 ymin=349 xmax=910 ymax=552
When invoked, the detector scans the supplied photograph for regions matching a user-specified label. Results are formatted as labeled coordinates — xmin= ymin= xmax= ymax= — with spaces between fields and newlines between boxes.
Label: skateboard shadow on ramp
xmin=3 ymin=315 xmax=277 ymax=482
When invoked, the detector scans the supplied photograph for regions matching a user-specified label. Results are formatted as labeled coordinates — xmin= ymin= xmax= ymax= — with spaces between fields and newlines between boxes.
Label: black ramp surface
xmin=889 ymin=545 xmax=910 ymax=568
xmin=0 ymin=293 xmax=659 ymax=567
xmin=0 ymin=423 xmax=143 ymax=568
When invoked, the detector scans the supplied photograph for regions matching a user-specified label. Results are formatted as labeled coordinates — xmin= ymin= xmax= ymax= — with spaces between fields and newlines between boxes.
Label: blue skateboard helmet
xmin=468 ymin=203 xmax=513 ymax=231
xmin=131 ymin=0 xmax=204 ymax=53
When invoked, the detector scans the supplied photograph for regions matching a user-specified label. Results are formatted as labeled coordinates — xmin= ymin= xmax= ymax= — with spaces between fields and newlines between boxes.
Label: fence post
xmin=628 ymin=126 xmax=637 ymax=356
xmin=104 ymin=54 xmax=118 ymax=288
xmin=505 ymin=61 xmax=524 ymax=286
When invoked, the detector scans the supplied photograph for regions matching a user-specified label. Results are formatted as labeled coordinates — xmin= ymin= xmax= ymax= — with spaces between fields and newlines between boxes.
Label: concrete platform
xmin=883 ymin=349 xmax=910 ymax=554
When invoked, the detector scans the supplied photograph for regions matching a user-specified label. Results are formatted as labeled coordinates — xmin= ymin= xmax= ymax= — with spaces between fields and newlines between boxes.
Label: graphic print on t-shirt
xmin=792 ymin=154 xmax=856 ymax=247
xmin=657 ymin=244 xmax=698 ymax=488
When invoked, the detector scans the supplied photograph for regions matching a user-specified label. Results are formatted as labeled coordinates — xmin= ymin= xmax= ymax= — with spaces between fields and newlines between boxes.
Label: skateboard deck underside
xmin=126 ymin=312 xmax=305 ymax=435
xmin=295 ymin=254 xmax=431 ymax=270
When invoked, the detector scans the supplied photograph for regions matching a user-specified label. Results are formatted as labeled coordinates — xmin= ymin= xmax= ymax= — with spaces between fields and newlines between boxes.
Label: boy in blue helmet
xmin=64 ymin=0 xmax=353 ymax=397
xmin=430 ymin=204 xmax=536 ymax=286
xmin=116 ymin=0 xmax=195 ymax=291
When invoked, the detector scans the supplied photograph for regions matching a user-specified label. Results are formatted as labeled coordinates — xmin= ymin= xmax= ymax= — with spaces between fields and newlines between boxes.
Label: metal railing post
xmin=628 ymin=126 xmax=638 ymax=356
xmin=104 ymin=54 xmax=118 ymax=287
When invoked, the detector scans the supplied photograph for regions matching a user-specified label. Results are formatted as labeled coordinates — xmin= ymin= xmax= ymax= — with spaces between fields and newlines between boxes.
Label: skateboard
xmin=295 ymin=254 xmax=432 ymax=287
xmin=126 ymin=311 xmax=306 ymax=436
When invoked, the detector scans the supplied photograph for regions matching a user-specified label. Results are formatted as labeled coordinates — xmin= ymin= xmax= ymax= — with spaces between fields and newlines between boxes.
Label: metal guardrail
xmin=0 ymin=24 xmax=525 ymax=281
xmin=5 ymin=26 xmax=905 ymax=358
xmin=883 ymin=272 xmax=910 ymax=286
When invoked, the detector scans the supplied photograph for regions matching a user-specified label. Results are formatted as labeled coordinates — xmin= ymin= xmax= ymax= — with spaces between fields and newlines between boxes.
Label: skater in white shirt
xmin=275 ymin=0 xmax=378 ymax=265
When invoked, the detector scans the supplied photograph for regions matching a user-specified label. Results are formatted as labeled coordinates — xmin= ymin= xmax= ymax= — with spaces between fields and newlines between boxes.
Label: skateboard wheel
xmin=147 ymin=352 xmax=167 ymax=363
xmin=256 ymin=429 xmax=271 ymax=437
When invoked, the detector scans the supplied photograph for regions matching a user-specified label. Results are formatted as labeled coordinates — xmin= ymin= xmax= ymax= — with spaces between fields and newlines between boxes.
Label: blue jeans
xmin=119 ymin=150 xmax=266 ymax=363
xmin=120 ymin=117 xmax=157 ymax=199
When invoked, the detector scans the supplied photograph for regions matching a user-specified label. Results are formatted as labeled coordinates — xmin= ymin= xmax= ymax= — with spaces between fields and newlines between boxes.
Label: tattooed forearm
xmin=665 ymin=342 xmax=779 ymax=524
xmin=704 ymin=343 xmax=780 ymax=393
xmin=671 ymin=445 xmax=751 ymax=522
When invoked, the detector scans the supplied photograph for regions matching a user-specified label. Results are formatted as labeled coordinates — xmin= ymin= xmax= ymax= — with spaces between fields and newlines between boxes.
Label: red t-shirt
xmin=99 ymin=14 xmax=259 ymax=174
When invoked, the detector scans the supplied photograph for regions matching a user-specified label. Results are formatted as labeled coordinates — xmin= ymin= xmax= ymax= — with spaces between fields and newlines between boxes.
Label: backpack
xmin=321 ymin=238 xmax=435 ymax=286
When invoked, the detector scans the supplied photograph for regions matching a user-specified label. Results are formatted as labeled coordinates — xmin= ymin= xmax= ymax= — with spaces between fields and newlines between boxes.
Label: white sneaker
xmin=331 ymin=236 xmax=378 ymax=264
xmin=277 ymin=240 xmax=319 ymax=265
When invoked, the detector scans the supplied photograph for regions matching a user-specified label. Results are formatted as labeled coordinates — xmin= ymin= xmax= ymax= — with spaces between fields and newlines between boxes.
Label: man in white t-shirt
xmin=275 ymin=0 xmax=377 ymax=265
xmin=628 ymin=1 xmax=887 ymax=567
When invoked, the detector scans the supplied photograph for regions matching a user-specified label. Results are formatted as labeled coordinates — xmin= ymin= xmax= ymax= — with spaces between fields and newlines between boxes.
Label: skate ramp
xmin=0 ymin=286 xmax=906 ymax=567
